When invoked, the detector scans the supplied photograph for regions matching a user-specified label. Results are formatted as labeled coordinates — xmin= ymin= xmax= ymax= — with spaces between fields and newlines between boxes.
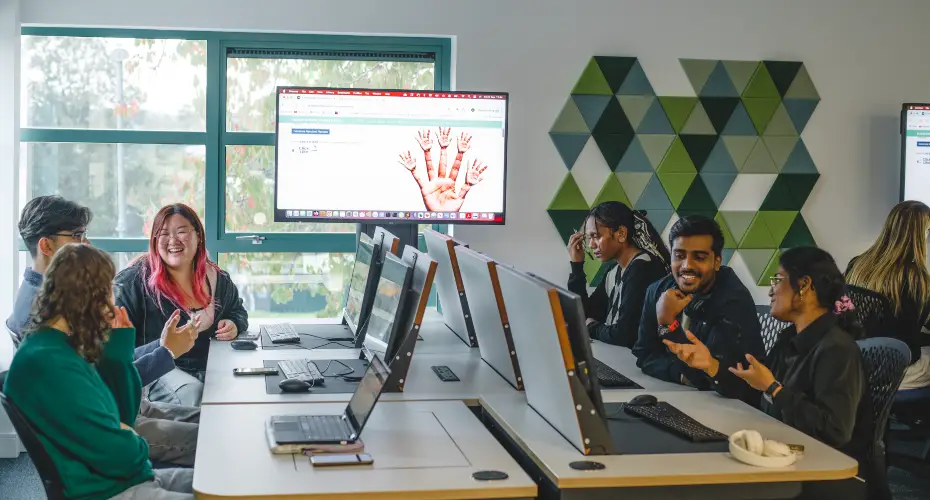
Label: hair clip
xmin=834 ymin=295 xmax=855 ymax=314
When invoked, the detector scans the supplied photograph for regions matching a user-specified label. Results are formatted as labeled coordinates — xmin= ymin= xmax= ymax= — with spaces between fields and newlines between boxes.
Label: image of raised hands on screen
xmin=398 ymin=128 xmax=486 ymax=212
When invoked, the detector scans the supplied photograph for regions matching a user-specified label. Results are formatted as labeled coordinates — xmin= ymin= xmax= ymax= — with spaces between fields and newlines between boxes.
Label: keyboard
xmin=624 ymin=402 xmax=728 ymax=442
xmin=277 ymin=359 xmax=325 ymax=385
xmin=263 ymin=323 xmax=300 ymax=344
xmin=300 ymin=415 xmax=349 ymax=441
xmin=592 ymin=358 xmax=637 ymax=388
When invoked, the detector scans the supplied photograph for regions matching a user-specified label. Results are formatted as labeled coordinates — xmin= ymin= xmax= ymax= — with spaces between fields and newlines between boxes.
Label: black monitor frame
xmin=900 ymin=103 xmax=930 ymax=202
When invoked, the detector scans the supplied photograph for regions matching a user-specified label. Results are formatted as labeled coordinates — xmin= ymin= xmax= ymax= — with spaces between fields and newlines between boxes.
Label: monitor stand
xmin=357 ymin=223 xmax=419 ymax=254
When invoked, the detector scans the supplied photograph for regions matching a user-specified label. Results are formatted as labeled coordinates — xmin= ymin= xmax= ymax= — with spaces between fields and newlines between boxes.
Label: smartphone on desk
xmin=237 ymin=332 xmax=259 ymax=341
xmin=233 ymin=367 xmax=278 ymax=376
xmin=310 ymin=453 xmax=374 ymax=467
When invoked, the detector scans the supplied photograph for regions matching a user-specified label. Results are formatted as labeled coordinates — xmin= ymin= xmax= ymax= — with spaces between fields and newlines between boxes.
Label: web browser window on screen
xmin=903 ymin=105 xmax=930 ymax=205
xmin=274 ymin=89 xmax=508 ymax=224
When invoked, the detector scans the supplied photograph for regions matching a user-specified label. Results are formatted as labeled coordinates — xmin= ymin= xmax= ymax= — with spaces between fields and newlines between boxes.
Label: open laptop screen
xmin=363 ymin=253 xmax=411 ymax=355
xmin=345 ymin=354 xmax=391 ymax=437
xmin=344 ymin=240 xmax=376 ymax=334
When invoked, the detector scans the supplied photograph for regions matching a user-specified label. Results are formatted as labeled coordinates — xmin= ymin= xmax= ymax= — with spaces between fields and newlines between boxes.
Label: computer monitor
xmin=343 ymin=238 xmax=383 ymax=336
xmin=361 ymin=252 xmax=413 ymax=358
xmin=273 ymin=87 xmax=509 ymax=225
xmin=454 ymin=246 xmax=523 ymax=390
xmin=422 ymin=228 xmax=477 ymax=347
xmin=901 ymin=103 xmax=930 ymax=204
xmin=345 ymin=353 xmax=391 ymax=436
xmin=373 ymin=226 xmax=401 ymax=257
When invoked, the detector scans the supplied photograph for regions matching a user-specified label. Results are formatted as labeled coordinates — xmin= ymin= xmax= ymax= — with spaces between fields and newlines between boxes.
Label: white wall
xmin=11 ymin=0 xmax=930 ymax=304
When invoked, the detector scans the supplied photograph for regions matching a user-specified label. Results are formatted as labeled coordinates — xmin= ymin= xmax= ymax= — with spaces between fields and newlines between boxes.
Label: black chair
xmin=856 ymin=337 xmax=911 ymax=500
xmin=846 ymin=285 xmax=893 ymax=339
xmin=0 ymin=392 xmax=66 ymax=500
xmin=755 ymin=305 xmax=788 ymax=356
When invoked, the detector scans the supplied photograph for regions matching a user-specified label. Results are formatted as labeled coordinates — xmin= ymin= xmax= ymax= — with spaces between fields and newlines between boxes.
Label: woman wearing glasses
xmin=115 ymin=203 xmax=248 ymax=405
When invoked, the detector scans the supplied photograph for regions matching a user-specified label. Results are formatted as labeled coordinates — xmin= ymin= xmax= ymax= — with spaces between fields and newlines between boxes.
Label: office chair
xmin=0 ymin=392 xmax=66 ymax=500
xmin=755 ymin=305 xmax=788 ymax=356
xmin=856 ymin=337 xmax=910 ymax=500
xmin=846 ymin=285 xmax=893 ymax=339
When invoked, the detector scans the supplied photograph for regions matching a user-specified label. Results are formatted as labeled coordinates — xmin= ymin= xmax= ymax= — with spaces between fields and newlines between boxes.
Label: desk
xmin=194 ymin=400 xmax=536 ymax=499
xmin=591 ymin=341 xmax=695 ymax=392
xmin=480 ymin=392 xmax=858 ymax=499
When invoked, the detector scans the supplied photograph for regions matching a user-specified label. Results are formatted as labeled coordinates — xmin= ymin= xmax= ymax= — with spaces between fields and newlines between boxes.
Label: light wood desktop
xmin=591 ymin=341 xmax=695 ymax=393
xmin=194 ymin=400 xmax=536 ymax=500
xmin=480 ymin=391 xmax=857 ymax=498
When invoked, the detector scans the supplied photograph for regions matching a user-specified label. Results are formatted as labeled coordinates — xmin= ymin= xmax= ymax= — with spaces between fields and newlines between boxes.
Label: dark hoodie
xmin=632 ymin=266 xmax=763 ymax=403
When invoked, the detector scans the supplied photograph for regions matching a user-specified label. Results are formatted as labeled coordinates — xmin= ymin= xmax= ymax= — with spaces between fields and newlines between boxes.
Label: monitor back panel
xmin=423 ymin=229 xmax=476 ymax=347
xmin=455 ymin=247 xmax=522 ymax=389
xmin=496 ymin=266 xmax=585 ymax=453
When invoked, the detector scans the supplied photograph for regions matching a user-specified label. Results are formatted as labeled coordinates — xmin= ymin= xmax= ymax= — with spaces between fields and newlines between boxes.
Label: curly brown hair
xmin=27 ymin=244 xmax=117 ymax=363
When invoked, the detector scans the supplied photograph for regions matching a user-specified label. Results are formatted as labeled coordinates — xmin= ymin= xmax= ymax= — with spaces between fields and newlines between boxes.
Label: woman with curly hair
xmin=3 ymin=244 xmax=193 ymax=499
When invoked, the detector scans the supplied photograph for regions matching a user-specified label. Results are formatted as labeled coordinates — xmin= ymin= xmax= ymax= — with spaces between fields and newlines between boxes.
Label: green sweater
xmin=3 ymin=327 xmax=154 ymax=500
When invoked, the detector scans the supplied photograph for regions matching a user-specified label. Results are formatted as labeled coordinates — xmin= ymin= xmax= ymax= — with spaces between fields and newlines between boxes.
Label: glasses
xmin=157 ymin=227 xmax=196 ymax=241
xmin=49 ymin=230 xmax=87 ymax=242
xmin=769 ymin=275 xmax=785 ymax=287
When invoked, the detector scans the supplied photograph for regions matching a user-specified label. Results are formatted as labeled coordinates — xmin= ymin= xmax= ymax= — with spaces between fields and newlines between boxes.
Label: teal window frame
xmin=19 ymin=26 xmax=452 ymax=256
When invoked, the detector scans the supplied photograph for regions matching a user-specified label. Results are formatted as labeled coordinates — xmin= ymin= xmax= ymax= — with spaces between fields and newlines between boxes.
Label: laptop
xmin=270 ymin=354 xmax=391 ymax=445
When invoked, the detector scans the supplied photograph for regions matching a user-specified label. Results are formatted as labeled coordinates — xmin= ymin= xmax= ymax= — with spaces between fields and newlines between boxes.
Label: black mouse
xmin=627 ymin=394 xmax=658 ymax=406
xmin=230 ymin=340 xmax=257 ymax=350
xmin=279 ymin=378 xmax=312 ymax=393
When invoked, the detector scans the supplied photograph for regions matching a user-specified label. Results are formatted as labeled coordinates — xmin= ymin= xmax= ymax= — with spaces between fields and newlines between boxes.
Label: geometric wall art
xmin=548 ymin=56 xmax=820 ymax=285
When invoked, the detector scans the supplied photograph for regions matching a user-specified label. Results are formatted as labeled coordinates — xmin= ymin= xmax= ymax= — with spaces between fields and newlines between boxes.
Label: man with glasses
xmin=6 ymin=195 xmax=200 ymax=467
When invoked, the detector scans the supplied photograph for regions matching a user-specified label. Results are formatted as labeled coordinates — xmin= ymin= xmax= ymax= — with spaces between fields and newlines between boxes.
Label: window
xmin=19 ymin=28 xmax=451 ymax=318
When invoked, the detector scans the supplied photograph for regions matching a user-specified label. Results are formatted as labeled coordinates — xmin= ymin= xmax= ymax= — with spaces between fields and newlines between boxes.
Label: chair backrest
xmin=0 ymin=392 xmax=66 ymax=499
xmin=847 ymin=285 xmax=894 ymax=339
xmin=856 ymin=337 xmax=910 ymax=453
xmin=756 ymin=305 xmax=788 ymax=355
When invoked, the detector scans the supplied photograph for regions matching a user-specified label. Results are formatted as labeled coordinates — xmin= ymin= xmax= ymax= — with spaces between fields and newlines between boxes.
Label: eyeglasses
xmin=157 ymin=227 xmax=196 ymax=241
xmin=769 ymin=275 xmax=785 ymax=287
xmin=49 ymin=230 xmax=87 ymax=242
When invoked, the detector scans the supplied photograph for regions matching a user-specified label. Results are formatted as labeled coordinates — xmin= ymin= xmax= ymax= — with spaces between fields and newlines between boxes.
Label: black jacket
xmin=632 ymin=266 xmax=764 ymax=403
xmin=113 ymin=261 xmax=249 ymax=373
xmin=567 ymin=256 xmax=667 ymax=347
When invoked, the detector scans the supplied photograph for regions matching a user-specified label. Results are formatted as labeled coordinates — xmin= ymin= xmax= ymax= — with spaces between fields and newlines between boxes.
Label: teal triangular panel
xmin=700 ymin=172 xmax=737 ymax=207
xmin=782 ymin=139 xmax=818 ymax=174
xmin=783 ymin=98 xmax=818 ymax=134
xmin=617 ymin=60 xmax=655 ymax=96
xmin=722 ymin=102 xmax=757 ymax=136
xmin=616 ymin=137 xmax=653 ymax=172
xmin=571 ymin=94 xmax=612 ymax=131
xmin=702 ymin=139 xmax=738 ymax=174
xmin=634 ymin=175 xmax=673 ymax=211
xmin=550 ymin=133 xmax=591 ymax=170
xmin=700 ymin=62 xmax=740 ymax=97
xmin=637 ymin=100 xmax=675 ymax=134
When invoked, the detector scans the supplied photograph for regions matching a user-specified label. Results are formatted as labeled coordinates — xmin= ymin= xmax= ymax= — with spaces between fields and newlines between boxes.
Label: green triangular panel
xmin=634 ymin=175 xmax=673 ymax=211
xmin=723 ymin=136 xmax=759 ymax=170
xmin=700 ymin=172 xmax=737 ymax=208
xmin=551 ymin=98 xmax=590 ymax=133
xmin=703 ymin=139 xmax=738 ymax=174
xmin=743 ymin=98 xmax=781 ymax=135
xmin=679 ymin=59 xmax=717 ymax=95
xmin=700 ymin=62 xmax=740 ymax=97
xmin=721 ymin=101 xmax=758 ymax=136
xmin=548 ymin=173 xmax=589 ymax=210
xmin=593 ymin=96 xmax=634 ymax=135
xmin=593 ymin=132 xmax=635 ymax=171
xmin=721 ymin=210 xmax=757 ymax=243
xmin=637 ymin=100 xmax=675 ymax=134
xmin=741 ymin=249 xmax=778 ymax=283
xmin=658 ymin=97 xmax=698 ymax=133
xmin=594 ymin=56 xmax=637 ymax=95
xmin=617 ymin=172 xmax=654 ymax=205
xmin=658 ymin=172 xmax=697 ymax=209
xmin=680 ymin=134 xmax=720 ymax=171
xmin=593 ymin=174 xmax=630 ymax=207
xmin=657 ymin=137 xmax=697 ymax=174
xmin=762 ymin=136 xmax=798 ymax=172
xmin=572 ymin=58 xmax=613 ymax=95
xmin=588 ymin=257 xmax=613 ymax=286
xmin=742 ymin=64 xmax=780 ymax=98
xmin=572 ymin=95 xmax=612 ymax=131
xmin=761 ymin=211 xmax=798 ymax=244
xmin=741 ymin=212 xmax=777 ymax=248
xmin=782 ymin=139 xmax=818 ymax=174
xmin=549 ymin=132 xmax=591 ymax=170
xmin=786 ymin=173 xmax=820 ymax=208
xmin=781 ymin=214 xmax=816 ymax=247
xmin=678 ymin=177 xmax=717 ymax=212
xmin=763 ymin=61 xmax=802 ymax=97
xmin=639 ymin=134 xmax=676 ymax=168
xmin=681 ymin=102 xmax=717 ymax=135
xmin=714 ymin=212 xmax=739 ymax=248
xmin=721 ymin=248 xmax=736 ymax=266
xmin=741 ymin=139 xmax=779 ymax=173
xmin=615 ymin=137 xmax=654 ymax=173
xmin=618 ymin=95 xmax=654 ymax=130
xmin=758 ymin=249 xmax=783 ymax=286
xmin=764 ymin=103 xmax=798 ymax=136
xmin=783 ymin=99 xmax=818 ymax=134
xmin=701 ymin=97 xmax=740 ymax=134
xmin=617 ymin=60 xmax=655 ymax=96
xmin=548 ymin=209 xmax=591 ymax=245
xmin=760 ymin=174 xmax=801 ymax=211
xmin=722 ymin=60 xmax=760 ymax=95
xmin=785 ymin=64 xmax=820 ymax=100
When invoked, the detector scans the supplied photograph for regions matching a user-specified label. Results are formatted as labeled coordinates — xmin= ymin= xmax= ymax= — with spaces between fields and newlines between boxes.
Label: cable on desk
xmin=311 ymin=359 xmax=356 ymax=378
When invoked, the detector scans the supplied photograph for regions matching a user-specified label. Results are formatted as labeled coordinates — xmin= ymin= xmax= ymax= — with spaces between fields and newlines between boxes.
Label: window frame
xmin=18 ymin=26 xmax=453 ymax=257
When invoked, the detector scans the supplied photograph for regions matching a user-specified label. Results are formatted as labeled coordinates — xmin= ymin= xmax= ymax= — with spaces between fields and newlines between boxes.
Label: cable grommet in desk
xmin=472 ymin=470 xmax=509 ymax=481
xmin=569 ymin=460 xmax=605 ymax=471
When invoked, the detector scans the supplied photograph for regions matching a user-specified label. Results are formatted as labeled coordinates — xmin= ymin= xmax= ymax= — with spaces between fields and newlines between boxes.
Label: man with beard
xmin=632 ymin=215 xmax=763 ymax=402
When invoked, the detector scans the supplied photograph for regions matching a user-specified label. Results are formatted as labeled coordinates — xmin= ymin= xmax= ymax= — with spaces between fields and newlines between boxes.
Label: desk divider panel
xmin=423 ymin=228 xmax=478 ymax=347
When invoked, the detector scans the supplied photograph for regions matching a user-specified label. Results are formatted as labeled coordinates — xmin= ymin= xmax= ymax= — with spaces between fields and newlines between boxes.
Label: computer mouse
xmin=627 ymin=394 xmax=658 ymax=406
xmin=278 ymin=378 xmax=312 ymax=392
xmin=230 ymin=340 xmax=257 ymax=350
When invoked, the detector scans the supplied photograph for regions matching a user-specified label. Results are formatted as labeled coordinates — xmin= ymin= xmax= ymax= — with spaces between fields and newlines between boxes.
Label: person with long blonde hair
xmin=846 ymin=200 xmax=930 ymax=389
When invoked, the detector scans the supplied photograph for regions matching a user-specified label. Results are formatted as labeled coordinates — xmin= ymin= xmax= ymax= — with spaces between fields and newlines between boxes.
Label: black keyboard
xmin=300 ymin=415 xmax=349 ymax=441
xmin=592 ymin=358 xmax=637 ymax=387
xmin=624 ymin=402 xmax=728 ymax=442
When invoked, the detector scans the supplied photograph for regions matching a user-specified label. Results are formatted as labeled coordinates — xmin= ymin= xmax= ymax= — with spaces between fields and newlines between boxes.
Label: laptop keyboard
xmin=301 ymin=415 xmax=349 ymax=441
xmin=592 ymin=358 xmax=637 ymax=387
xmin=278 ymin=359 xmax=325 ymax=385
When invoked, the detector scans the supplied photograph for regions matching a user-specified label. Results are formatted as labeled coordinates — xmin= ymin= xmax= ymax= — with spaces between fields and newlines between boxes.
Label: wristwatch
xmin=763 ymin=381 xmax=782 ymax=403
xmin=658 ymin=319 xmax=680 ymax=338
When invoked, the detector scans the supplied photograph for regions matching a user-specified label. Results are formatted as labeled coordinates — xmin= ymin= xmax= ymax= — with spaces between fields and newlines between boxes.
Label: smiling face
xmin=584 ymin=216 xmax=625 ymax=262
xmin=156 ymin=214 xmax=199 ymax=270
xmin=670 ymin=234 xmax=720 ymax=294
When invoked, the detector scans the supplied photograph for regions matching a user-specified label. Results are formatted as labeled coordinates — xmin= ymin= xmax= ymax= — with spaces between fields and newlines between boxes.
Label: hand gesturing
xmin=416 ymin=129 xmax=433 ymax=151
xmin=398 ymin=151 xmax=416 ymax=172
xmin=437 ymin=127 xmax=451 ymax=148
xmin=457 ymin=133 xmax=472 ymax=153
xmin=466 ymin=159 xmax=487 ymax=186
xmin=421 ymin=178 xmax=468 ymax=212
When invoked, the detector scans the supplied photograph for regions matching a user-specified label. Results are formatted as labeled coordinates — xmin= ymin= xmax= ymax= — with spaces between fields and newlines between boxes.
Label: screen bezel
xmin=362 ymin=252 xmax=412 ymax=357
xmin=900 ymin=103 xmax=930 ymax=202
xmin=344 ymin=354 xmax=391 ymax=437
xmin=343 ymin=239 xmax=378 ymax=335
xmin=272 ymin=86 xmax=510 ymax=226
